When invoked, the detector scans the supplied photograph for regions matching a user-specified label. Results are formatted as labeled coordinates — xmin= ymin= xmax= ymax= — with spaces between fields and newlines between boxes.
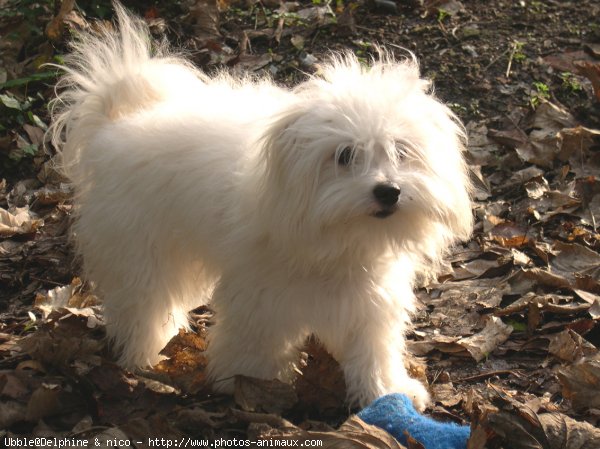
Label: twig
xmin=484 ymin=47 xmax=510 ymax=71
xmin=456 ymin=369 xmax=524 ymax=383
xmin=30 ymin=276 xmax=65 ymax=286
xmin=505 ymin=42 xmax=518 ymax=78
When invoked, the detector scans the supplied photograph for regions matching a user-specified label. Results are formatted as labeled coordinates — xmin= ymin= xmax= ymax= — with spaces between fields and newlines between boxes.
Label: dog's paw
xmin=399 ymin=377 xmax=431 ymax=412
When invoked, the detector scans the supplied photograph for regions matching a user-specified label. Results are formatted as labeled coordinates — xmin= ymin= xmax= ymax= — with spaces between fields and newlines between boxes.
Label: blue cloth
xmin=358 ymin=393 xmax=470 ymax=449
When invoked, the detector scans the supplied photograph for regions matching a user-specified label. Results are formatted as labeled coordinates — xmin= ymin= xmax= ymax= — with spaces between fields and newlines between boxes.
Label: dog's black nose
xmin=373 ymin=183 xmax=401 ymax=207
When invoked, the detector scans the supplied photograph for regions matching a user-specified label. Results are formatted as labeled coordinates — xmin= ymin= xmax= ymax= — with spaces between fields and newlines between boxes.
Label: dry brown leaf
xmin=543 ymin=50 xmax=590 ymax=73
xmin=548 ymin=329 xmax=597 ymax=362
xmin=471 ymin=389 xmax=600 ymax=448
xmin=234 ymin=376 xmax=298 ymax=414
xmin=160 ymin=327 xmax=208 ymax=357
xmin=431 ymin=382 xmax=463 ymax=408
xmin=250 ymin=415 xmax=407 ymax=449
xmin=0 ymin=400 xmax=28 ymax=429
xmin=538 ymin=413 xmax=600 ymax=449
xmin=35 ymin=277 xmax=85 ymax=318
xmin=331 ymin=416 xmax=408 ymax=448
xmin=155 ymin=329 xmax=208 ymax=394
xmin=496 ymin=292 xmax=589 ymax=321
xmin=488 ymin=102 xmax=591 ymax=169
xmin=455 ymin=258 xmax=507 ymax=279
xmin=0 ymin=206 xmax=43 ymax=237
xmin=558 ymin=354 xmax=600 ymax=411
xmin=0 ymin=372 xmax=28 ymax=399
xmin=22 ymin=124 xmax=45 ymax=146
xmin=336 ymin=4 xmax=357 ymax=36
xmin=588 ymin=300 xmax=600 ymax=318
xmin=489 ymin=222 xmax=530 ymax=248
xmin=508 ymin=268 xmax=571 ymax=294
xmin=45 ymin=0 xmax=76 ymax=41
xmin=19 ymin=312 xmax=105 ymax=367
xmin=26 ymin=384 xmax=61 ymax=421
xmin=551 ymin=241 xmax=600 ymax=281
xmin=575 ymin=60 xmax=600 ymax=102
xmin=531 ymin=102 xmax=577 ymax=136
xmin=558 ymin=126 xmax=600 ymax=163
xmin=465 ymin=121 xmax=501 ymax=167
xmin=189 ymin=0 xmax=221 ymax=38
xmin=457 ymin=316 xmax=513 ymax=362
xmin=295 ymin=338 xmax=347 ymax=417
xmin=35 ymin=184 xmax=72 ymax=205
xmin=408 ymin=336 xmax=458 ymax=357
xmin=525 ymin=177 xmax=549 ymax=199
xmin=231 ymin=53 xmax=273 ymax=73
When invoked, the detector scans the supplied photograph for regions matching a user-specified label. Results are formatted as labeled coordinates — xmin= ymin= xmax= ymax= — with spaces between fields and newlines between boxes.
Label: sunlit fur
xmin=49 ymin=3 xmax=472 ymax=409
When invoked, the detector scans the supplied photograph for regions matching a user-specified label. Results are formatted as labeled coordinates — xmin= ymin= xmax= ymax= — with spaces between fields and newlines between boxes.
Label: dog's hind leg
xmin=76 ymin=214 xmax=208 ymax=368
xmin=102 ymin=282 xmax=189 ymax=368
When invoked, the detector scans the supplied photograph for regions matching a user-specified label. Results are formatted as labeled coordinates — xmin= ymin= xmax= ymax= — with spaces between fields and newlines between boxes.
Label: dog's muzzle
xmin=372 ymin=183 xmax=401 ymax=218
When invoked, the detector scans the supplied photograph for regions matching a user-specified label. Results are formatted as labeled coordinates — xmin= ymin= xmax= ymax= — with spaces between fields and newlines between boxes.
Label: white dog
xmin=49 ymin=4 xmax=472 ymax=410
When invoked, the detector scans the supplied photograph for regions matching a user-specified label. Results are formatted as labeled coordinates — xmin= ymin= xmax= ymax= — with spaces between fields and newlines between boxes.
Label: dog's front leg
xmin=342 ymin=331 xmax=430 ymax=410
xmin=317 ymin=304 xmax=430 ymax=410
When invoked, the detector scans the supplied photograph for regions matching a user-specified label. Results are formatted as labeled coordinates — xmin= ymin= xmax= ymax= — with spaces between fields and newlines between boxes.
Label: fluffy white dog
xmin=49 ymin=4 xmax=472 ymax=410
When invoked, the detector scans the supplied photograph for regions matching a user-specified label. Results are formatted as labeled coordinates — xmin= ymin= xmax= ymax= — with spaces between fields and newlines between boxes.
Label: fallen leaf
xmin=575 ymin=60 xmax=600 ymax=101
xmin=551 ymin=241 xmax=600 ymax=282
xmin=35 ymin=184 xmax=72 ymax=205
xmin=0 ymin=400 xmax=28 ymax=429
xmin=295 ymin=338 xmax=346 ymax=418
xmin=557 ymin=126 xmax=600 ymax=163
xmin=471 ymin=388 xmax=600 ymax=448
xmin=538 ymin=413 xmax=600 ymax=449
xmin=249 ymin=414 xmax=407 ymax=448
xmin=19 ymin=311 xmax=105 ymax=367
xmin=458 ymin=316 xmax=513 ymax=362
xmin=45 ymin=0 xmax=76 ymax=41
xmin=234 ymin=376 xmax=298 ymax=414
xmin=189 ymin=0 xmax=221 ymax=38
xmin=489 ymin=222 xmax=530 ymax=248
xmin=548 ymin=329 xmax=596 ymax=362
xmin=155 ymin=329 xmax=208 ymax=394
xmin=558 ymin=354 xmax=600 ymax=411
xmin=0 ymin=206 xmax=43 ymax=237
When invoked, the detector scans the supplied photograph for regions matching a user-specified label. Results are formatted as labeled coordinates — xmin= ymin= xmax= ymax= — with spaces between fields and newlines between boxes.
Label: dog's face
xmin=259 ymin=53 xmax=472 ymax=265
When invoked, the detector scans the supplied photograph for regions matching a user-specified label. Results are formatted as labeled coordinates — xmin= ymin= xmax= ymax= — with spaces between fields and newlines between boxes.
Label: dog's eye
xmin=337 ymin=146 xmax=354 ymax=166
xmin=396 ymin=142 xmax=408 ymax=159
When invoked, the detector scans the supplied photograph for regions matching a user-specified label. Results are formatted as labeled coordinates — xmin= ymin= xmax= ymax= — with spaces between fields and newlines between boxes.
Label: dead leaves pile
xmin=403 ymin=99 xmax=600 ymax=447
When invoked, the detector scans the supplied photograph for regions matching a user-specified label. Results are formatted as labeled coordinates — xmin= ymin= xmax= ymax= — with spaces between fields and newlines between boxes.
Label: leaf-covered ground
xmin=1 ymin=1 xmax=600 ymax=447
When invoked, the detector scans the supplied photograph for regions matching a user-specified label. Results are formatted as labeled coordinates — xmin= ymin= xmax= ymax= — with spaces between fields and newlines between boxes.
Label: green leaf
xmin=22 ymin=143 xmax=39 ymax=156
xmin=507 ymin=320 xmax=527 ymax=332
xmin=0 ymin=71 xmax=58 ymax=90
xmin=0 ymin=93 xmax=21 ymax=110
xmin=29 ymin=113 xmax=48 ymax=130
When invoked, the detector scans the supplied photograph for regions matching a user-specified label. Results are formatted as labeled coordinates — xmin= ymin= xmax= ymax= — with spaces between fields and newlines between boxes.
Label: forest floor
xmin=1 ymin=0 xmax=600 ymax=447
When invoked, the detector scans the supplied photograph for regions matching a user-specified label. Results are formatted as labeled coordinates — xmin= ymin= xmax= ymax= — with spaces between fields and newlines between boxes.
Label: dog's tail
xmin=47 ymin=2 xmax=196 ymax=182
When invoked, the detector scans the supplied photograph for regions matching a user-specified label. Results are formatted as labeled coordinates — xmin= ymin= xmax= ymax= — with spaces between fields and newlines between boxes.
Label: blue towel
xmin=358 ymin=393 xmax=470 ymax=449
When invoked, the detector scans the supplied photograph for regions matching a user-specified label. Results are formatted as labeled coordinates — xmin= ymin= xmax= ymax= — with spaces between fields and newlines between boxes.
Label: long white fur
xmin=49 ymin=3 xmax=473 ymax=409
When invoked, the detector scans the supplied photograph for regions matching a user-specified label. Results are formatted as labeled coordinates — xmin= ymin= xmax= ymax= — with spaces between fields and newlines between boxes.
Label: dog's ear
xmin=260 ymin=104 xmax=315 ymax=188
xmin=255 ymin=103 xmax=326 ymax=245
xmin=436 ymin=115 xmax=474 ymax=243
